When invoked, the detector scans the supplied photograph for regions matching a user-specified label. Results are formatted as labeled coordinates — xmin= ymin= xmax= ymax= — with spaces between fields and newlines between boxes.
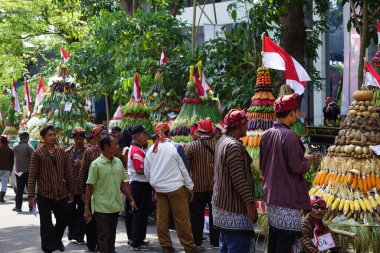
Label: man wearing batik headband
xmin=185 ymin=118 xmax=219 ymax=249
xmin=301 ymin=196 xmax=347 ymax=253
xmin=213 ymin=109 xmax=257 ymax=253
xmin=78 ymin=124 xmax=108 ymax=252
xmin=145 ymin=123 xmax=198 ymax=253
xmin=260 ymin=93 xmax=315 ymax=253
xmin=65 ymin=127 xmax=87 ymax=245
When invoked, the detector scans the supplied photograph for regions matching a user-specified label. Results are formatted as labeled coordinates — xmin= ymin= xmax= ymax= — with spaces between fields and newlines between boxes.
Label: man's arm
xmin=78 ymin=150 xmax=90 ymax=194
xmin=173 ymin=147 xmax=194 ymax=190
xmin=283 ymin=134 xmax=311 ymax=175
xmin=28 ymin=151 xmax=39 ymax=208
xmin=83 ymin=184 xmax=94 ymax=222
xmin=131 ymin=148 xmax=145 ymax=175
xmin=143 ymin=150 xmax=151 ymax=182
xmin=225 ymin=143 xmax=257 ymax=221
xmin=63 ymin=150 xmax=74 ymax=201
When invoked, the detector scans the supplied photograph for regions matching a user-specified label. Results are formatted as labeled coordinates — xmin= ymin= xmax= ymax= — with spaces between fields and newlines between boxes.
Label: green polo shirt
xmin=87 ymin=154 xmax=127 ymax=214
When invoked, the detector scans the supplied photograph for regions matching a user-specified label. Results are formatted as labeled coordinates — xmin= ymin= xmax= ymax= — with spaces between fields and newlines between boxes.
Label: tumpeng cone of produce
xmin=309 ymin=88 xmax=380 ymax=223
xmin=170 ymin=64 xmax=222 ymax=143
xmin=120 ymin=74 xmax=152 ymax=133
xmin=242 ymin=67 xmax=276 ymax=161
xmin=27 ymin=62 xmax=94 ymax=144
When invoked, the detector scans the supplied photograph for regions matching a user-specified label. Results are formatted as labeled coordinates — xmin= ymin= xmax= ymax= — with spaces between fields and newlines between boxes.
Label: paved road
xmin=0 ymin=187 xmax=265 ymax=253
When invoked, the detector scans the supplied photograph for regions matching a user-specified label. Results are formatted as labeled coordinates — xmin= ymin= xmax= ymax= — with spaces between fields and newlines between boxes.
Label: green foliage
xmin=71 ymin=10 xmax=192 ymax=103
xmin=0 ymin=0 xmax=88 ymax=89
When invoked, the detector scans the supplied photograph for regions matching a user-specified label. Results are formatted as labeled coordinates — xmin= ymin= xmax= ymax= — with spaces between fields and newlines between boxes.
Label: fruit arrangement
xmin=243 ymin=67 xmax=276 ymax=159
xmin=2 ymin=106 xmax=19 ymax=140
xmin=27 ymin=63 xmax=94 ymax=144
xmin=144 ymin=70 xmax=181 ymax=124
xmin=373 ymin=88 xmax=380 ymax=108
xmin=170 ymin=64 xmax=222 ymax=143
xmin=309 ymin=89 xmax=380 ymax=222
xmin=120 ymin=98 xmax=152 ymax=132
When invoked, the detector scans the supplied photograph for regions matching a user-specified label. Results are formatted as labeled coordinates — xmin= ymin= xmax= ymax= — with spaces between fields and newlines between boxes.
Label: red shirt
xmin=127 ymin=144 xmax=147 ymax=182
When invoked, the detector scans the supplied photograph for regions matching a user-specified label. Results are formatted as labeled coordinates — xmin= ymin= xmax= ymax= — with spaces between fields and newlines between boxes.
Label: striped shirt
xmin=65 ymin=145 xmax=86 ymax=195
xmin=78 ymin=146 xmax=101 ymax=193
xmin=28 ymin=145 xmax=74 ymax=200
xmin=185 ymin=136 xmax=215 ymax=192
xmin=212 ymin=135 xmax=255 ymax=214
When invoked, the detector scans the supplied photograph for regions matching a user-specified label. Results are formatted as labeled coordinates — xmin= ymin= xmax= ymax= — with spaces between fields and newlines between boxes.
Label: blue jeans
xmin=219 ymin=230 xmax=254 ymax=253
xmin=0 ymin=170 xmax=9 ymax=192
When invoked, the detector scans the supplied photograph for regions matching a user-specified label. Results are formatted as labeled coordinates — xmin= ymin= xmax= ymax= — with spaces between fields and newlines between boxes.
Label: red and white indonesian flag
xmin=262 ymin=35 xmax=311 ymax=94
xmin=33 ymin=75 xmax=46 ymax=114
xmin=160 ymin=48 xmax=168 ymax=65
xmin=112 ymin=106 xmax=124 ymax=120
xmin=193 ymin=72 xmax=205 ymax=97
xmin=24 ymin=80 xmax=31 ymax=115
xmin=377 ymin=21 xmax=380 ymax=45
xmin=364 ymin=61 xmax=380 ymax=88
xmin=201 ymin=72 xmax=212 ymax=93
xmin=133 ymin=74 xmax=142 ymax=101
xmin=12 ymin=80 xmax=21 ymax=112
xmin=60 ymin=47 xmax=70 ymax=62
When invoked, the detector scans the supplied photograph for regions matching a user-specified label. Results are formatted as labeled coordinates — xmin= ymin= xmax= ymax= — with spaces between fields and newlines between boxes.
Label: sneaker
xmin=12 ymin=207 xmax=21 ymax=212
xmin=143 ymin=240 xmax=150 ymax=245
xmin=194 ymin=246 xmax=206 ymax=252
xmin=58 ymin=242 xmax=65 ymax=252
xmin=75 ymin=240 xmax=86 ymax=245
xmin=131 ymin=245 xmax=152 ymax=251
xmin=127 ymin=240 xmax=132 ymax=245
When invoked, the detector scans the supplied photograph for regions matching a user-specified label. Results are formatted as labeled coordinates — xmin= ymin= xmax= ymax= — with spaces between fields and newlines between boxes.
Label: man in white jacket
xmin=144 ymin=123 xmax=200 ymax=253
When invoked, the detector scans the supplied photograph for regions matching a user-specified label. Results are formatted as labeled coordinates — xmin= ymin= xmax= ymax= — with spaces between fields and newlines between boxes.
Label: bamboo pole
xmin=331 ymin=228 xmax=356 ymax=238
xmin=191 ymin=0 xmax=197 ymax=56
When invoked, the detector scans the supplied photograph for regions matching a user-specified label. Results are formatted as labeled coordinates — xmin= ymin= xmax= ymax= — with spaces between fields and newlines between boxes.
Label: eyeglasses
xmin=312 ymin=205 xmax=326 ymax=211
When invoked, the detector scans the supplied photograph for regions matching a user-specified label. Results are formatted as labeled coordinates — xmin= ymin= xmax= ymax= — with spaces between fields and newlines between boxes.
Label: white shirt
xmin=144 ymin=141 xmax=194 ymax=193
xmin=127 ymin=145 xmax=148 ymax=183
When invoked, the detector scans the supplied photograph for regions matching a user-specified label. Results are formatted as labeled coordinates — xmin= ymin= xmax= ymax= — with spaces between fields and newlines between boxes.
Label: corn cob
xmin=331 ymin=198 xmax=341 ymax=210
xmin=352 ymin=176 xmax=358 ymax=190
xmin=327 ymin=195 xmax=335 ymax=208
xmin=338 ymin=198 xmax=345 ymax=211
xmin=358 ymin=177 xmax=363 ymax=191
xmin=309 ymin=187 xmax=318 ymax=196
xmin=376 ymin=174 xmax=380 ymax=190
xmin=347 ymin=173 xmax=353 ymax=184
xmin=350 ymin=200 xmax=355 ymax=212
xmin=340 ymin=173 xmax=346 ymax=185
xmin=366 ymin=175 xmax=372 ymax=190
xmin=343 ymin=200 xmax=350 ymax=214
xmin=363 ymin=176 xmax=368 ymax=193
xmin=370 ymin=171 xmax=376 ymax=188
xmin=354 ymin=200 xmax=361 ymax=212
xmin=364 ymin=198 xmax=372 ymax=212
xmin=368 ymin=196 xmax=377 ymax=209
xmin=358 ymin=199 xmax=367 ymax=212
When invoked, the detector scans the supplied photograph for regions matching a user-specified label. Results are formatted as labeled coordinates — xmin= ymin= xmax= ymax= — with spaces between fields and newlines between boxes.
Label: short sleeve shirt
xmin=86 ymin=154 xmax=127 ymax=214
xmin=127 ymin=144 xmax=147 ymax=182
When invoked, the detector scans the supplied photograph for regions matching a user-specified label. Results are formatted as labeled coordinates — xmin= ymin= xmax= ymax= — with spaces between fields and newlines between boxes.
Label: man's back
xmin=145 ymin=142 xmax=193 ymax=193
xmin=14 ymin=142 xmax=33 ymax=173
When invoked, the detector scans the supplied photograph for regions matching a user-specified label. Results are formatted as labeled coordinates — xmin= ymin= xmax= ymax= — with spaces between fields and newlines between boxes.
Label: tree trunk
xmin=279 ymin=0 xmax=307 ymax=65
xmin=119 ymin=0 xmax=135 ymax=15
xmin=357 ymin=0 xmax=369 ymax=88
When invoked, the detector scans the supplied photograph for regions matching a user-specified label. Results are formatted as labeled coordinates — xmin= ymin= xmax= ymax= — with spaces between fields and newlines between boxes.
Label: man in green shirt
xmin=84 ymin=135 xmax=136 ymax=253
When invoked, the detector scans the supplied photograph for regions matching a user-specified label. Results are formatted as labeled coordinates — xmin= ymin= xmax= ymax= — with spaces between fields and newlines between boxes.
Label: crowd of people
xmin=0 ymin=93 xmax=348 ymax=253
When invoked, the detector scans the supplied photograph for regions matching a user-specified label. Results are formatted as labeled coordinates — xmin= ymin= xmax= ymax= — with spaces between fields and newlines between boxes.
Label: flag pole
xmin=363 ymin=57 xmax=367 ymax=89
xmin=261 ymin=33 xmax=265 ymax=67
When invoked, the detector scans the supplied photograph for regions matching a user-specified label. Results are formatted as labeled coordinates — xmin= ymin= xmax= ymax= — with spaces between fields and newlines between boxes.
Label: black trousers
xmin=36 ymin=194 xmax=70 ymax=252
xmin=68 ymin=194 xmax=85 ymax=242
xmin=124 ymin=199 xmax=133 ymax=240
xmin=189 ymin=191 xmax=219 ymax=247
xmin=94 ymin=212 xmax=119 ymax=253
xmin=15 ymin=172 xmax=28 ymax=209
xmin=86 ymin=212 xmax=98 ymax=251
xmin=268 ymin=224 xmax=301 ymax=253
xmin=130 ymin=181 xmax=152 ymax=248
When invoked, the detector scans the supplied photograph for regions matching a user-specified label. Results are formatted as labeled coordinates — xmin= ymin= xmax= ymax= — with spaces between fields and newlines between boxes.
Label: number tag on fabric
xmin=312 ymin=233 xmax=335 ymax=251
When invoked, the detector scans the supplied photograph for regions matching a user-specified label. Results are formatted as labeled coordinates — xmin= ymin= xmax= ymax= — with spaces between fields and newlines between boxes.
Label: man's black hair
xmin=275 ymin=109 xmax=293 ymax=119
xmin=100 ymin=135 xmax=113 ymax=151
xmin=111 ymin=126 xmax=122 ymax=133
xmin=40 ymin=125 xmax=55 ymax=137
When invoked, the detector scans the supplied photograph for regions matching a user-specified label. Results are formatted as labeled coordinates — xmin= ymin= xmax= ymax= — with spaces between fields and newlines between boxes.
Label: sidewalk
xmin=0 ymin=187 xmax=264 ymax=252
